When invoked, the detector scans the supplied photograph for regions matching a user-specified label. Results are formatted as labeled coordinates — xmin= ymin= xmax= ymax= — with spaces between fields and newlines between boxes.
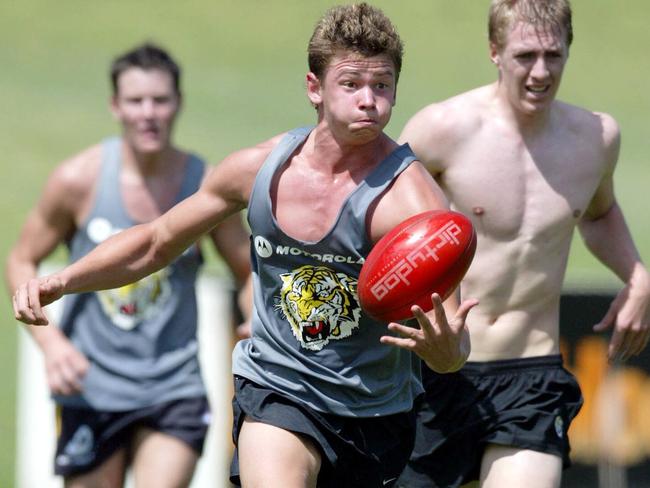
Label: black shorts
xmin=230 ymin=375 xmax=417 ymax=488
xmin=397 ymin=355 xmax=583 ymax=488
xmin=54 ymin=396 xmax=210 ymax=477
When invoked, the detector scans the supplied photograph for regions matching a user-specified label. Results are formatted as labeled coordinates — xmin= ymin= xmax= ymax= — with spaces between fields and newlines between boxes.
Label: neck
xmin=120 ymin=140 xmax=179 ymax=175
xmin=309 ymin=122 xmax=392 ymax=173
xmin=492 ymin=83 xmax=554 ymax=135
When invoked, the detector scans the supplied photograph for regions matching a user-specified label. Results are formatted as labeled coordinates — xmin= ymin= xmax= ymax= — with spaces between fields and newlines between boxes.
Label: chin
xmin=519 ymin=99 xmax=552 ymax=116
xmin=133 ymin=138 xmax=166 ymax=154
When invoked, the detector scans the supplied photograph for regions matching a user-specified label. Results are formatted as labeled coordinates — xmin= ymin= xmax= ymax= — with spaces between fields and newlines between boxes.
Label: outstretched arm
xmin=12 ymin=143 xmax=266 ymax=326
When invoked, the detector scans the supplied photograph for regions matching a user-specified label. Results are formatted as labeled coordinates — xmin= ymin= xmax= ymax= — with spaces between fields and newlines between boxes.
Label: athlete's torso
xmin=429 ymin=87 xmax=612 ymax=359
xmin=233 ymin=127 xmax=423 ymax=417
xmin=57 ymin=137 xmax=207 ymax=410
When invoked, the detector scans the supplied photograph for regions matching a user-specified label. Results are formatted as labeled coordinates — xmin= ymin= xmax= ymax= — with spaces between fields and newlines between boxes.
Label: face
xmin=111 ymin=67 xmax=180 ymax=154
xmin=307 ymin=51 xmax=396 ymax=144
xmin=491 ymin=21 xmax=569 ymax=116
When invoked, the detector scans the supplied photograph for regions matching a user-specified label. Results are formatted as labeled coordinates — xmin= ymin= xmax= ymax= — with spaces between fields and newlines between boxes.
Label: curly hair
xmin=308 ymin=3 xmax=403 ymax=82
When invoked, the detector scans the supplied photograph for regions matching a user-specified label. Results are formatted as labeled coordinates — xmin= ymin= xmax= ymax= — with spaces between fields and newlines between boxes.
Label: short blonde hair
xmin=489 ymin=0 xmax=573 ymax=50
xmin=308 ymin=3 xmax=404 ymax=82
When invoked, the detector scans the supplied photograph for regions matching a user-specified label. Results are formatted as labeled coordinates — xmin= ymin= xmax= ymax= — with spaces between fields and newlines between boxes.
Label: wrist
xmin=628 ymin=264 xmax=650 ymax=297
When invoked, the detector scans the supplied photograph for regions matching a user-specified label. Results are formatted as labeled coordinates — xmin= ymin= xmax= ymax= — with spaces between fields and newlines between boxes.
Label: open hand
xmin=380 ymin=293 xmax=478 ymax=373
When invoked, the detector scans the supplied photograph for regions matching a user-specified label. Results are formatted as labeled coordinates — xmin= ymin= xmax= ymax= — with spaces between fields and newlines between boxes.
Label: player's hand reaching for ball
xmin=380 ymin=293 xmax=478 ymax=373
xmin=13 ymin=275 xmax=65 ymax=326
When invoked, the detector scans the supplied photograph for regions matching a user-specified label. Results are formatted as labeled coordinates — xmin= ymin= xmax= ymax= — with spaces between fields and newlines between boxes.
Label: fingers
xmin=13 ymin=282 xmax=47 ymax=325
xmin=13 ymin=279 xmax=51 ymax=326
xmin=411 ymin=293 xmax=447 ymax=337
xmin=607 ymin=328 xmax=625 ymax=363
xmin=50 ymin=367 xmax=83 ymax=395
xmin=48 ymin=355 xmax=89 ymax=396
xmin=456 ymin=298 xmax=480 ymax=322
xmin=610 ymin=324 xmax=650 ymax=363
xmin=431 ymin=293 xmax=447 ymax=330
xmin=593 ymin=302 xmax=617 ymax=332
xmin=383 ymin=322 xmax=420 ymax=344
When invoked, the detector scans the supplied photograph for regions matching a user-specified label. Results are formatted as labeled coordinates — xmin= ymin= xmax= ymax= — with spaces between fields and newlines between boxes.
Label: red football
xmin=358 ymin=210 xmax=477 ymax=323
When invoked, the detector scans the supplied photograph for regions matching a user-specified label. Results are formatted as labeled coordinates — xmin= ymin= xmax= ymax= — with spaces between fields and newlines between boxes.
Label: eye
xmin=515 ymin=52 xmax=535 ymax=61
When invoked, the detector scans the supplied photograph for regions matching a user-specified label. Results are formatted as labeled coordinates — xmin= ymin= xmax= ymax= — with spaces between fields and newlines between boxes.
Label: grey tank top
xmin=232 ymin=127 xmax=424 ymax=417
xmin=56 ymin=137 xmax=206 ymax=410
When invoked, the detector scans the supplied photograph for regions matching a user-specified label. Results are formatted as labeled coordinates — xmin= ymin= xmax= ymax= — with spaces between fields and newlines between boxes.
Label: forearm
xmin=579 ymin=202 xmax=647 ymax=285
xmin=57 ymin=222 xmax=172 ymax=295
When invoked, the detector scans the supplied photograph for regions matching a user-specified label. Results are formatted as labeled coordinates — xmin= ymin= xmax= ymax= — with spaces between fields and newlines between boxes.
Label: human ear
xmin=489 ymin=43 xmax=500 ymax=66
xmin=306 ymin=72 xmax=322 ymax=108
xmin=109 ymin=95 xmax=120 ymax=120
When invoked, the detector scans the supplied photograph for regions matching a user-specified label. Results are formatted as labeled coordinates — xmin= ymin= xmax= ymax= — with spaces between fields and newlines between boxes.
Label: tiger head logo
xmin=277 ymin=265 xmax=361 ymax=351
xmin=96 ymin=268 xmax=172 ymax=330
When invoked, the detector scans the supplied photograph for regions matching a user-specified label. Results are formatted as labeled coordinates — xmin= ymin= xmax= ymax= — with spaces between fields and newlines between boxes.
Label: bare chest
xmin=272 ymin=168 xmax=359 ymax=243
xmin=441 ymin=134 xmax=606 ymax=241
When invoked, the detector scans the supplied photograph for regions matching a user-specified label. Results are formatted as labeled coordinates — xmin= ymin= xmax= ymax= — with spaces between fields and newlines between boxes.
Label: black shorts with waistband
xmin=230 ymin=375 xmax=417 ymax=488
xmin=397 ymin=355 xmax=583 ymax=488
xmin=54 ymin=395 xmax=210 ymax=477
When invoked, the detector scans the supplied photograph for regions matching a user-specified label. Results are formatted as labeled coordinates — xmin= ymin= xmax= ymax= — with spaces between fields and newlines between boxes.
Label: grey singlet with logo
xmin=233 ymin=126 xmax=424 ymax=417
xmin=56 ymin=137 xmax=206 ymax=411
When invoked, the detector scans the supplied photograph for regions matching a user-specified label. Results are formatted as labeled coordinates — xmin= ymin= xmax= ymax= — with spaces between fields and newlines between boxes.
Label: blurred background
xmin=1 ymin=1 xmax=648 ymax=486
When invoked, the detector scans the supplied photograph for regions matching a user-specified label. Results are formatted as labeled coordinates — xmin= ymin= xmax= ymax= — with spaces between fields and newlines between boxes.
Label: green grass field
xmin=1 ymin=1 xmax=648 ymax=484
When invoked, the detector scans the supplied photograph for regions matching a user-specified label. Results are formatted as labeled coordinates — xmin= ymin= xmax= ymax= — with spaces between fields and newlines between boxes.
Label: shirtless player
xmin=397 ymin=1 xmax=650 ymax=487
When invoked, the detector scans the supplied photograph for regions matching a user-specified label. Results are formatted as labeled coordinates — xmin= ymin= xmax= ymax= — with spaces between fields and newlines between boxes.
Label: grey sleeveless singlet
xmin=232 ymin=127 xmax=424 ymax=417
xmin=56 ymin=137 xmax=206 ymax=410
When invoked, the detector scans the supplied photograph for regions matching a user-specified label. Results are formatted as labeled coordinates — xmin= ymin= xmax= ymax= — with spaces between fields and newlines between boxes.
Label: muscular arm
xmin=13 ymin=142 xmax=269 ymax=325
xmin=5 ymin=154 xmax=93 ymax=393
xmin=578 ymin=117 xmax=650 ymax=360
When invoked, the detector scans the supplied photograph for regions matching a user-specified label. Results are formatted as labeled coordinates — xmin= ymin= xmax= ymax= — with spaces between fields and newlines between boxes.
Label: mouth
xmin=525 ymin=85 xmax=550 ymax=95
xmin=139 ymin=125 xmax=161 ymax=138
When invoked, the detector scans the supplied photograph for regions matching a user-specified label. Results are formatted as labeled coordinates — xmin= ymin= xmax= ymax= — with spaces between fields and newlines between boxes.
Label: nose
xmin=358 ymin=86 xmax=376 ymax=110
xmin=530 ymin=56 xmax=550 ymax=80
xmin=141 ymin=98 xmax=155 ymax=118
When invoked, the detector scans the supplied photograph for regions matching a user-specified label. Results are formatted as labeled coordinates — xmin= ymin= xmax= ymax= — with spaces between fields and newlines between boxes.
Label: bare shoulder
xmin=203 ymin=132 xmax=289 ymax=202
xmin=559 ymin=101 xmax=621 ymax=165
xmin=399 ymin=85 xmax=491 ymax=172
xmin=43 ymin=143 xmax=103 ymax=207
